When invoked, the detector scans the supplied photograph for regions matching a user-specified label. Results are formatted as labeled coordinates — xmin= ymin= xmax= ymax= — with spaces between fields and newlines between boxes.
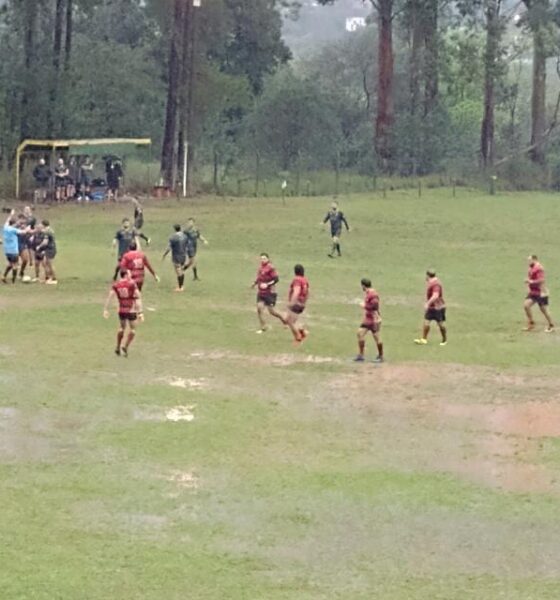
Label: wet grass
xmin=1 ymin=189 xmax=560 ymax=598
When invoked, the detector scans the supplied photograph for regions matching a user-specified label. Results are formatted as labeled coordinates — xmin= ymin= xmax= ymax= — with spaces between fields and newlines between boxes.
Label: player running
xmin=163 ymin=224 xmax=189 ymax=292
xmin=284 ymin=264 xmax=310 ymax=344
xmin=120 ymin=241 xmax=159 ymax=292
xmin=322 ymin=201 xmax=350 ymax=258
xmin=2 ymin=210 xmax=21 ymax=284
xmin=524 ymin=255 xmax=554 ymax=332
xmin=103 ymin=269 xmax=143 ymax=357
xmin=414 ymin=269 xmax=447 ymax=346
xmin=251 ymin=253 xmax=285 ymax=333
xmin=355 ymin=278 xmax=384 ymax=363
xmin=183 ymin=217 xmax=208 ymax=281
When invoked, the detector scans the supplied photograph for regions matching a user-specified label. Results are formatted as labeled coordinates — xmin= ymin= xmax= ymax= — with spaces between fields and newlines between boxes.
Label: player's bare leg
xmin=122 ymin=320 xmax=136 ymax=357
xmin=267 ymin=305 xmax=286 ymax=325
xmin=415 ymin=321 xmax=430 ymax=345
xmin=437 ymin=323 xmax=447 ymax=345
xmin=174 ymin=264 xmax=185 ymax=292
xmin=115 ymin=320 xmax=126 ymax=356
xmin=44 ymin=258 xmax=57 ymax=283
xmin=523 ymin=298 xmax=536 ymax=331
xmin=256 ymin=301 xmax=268 ymax=332
xmin=34 ymin=257 xmax=44 ymax=282
xmin=19 ymin=251 xmax=29 ymax=279
xmin=285 ymin=310 xmax=305 ymax=343
xmin=538 ymin=304 xmax=554 ymax=331
xmin=328 ymin=235 xmax=339 ymax=258
xmin=355 ymin=327 xmax=367 ymax=361
xmin=372 ymin=331 xmax=384 ymax=361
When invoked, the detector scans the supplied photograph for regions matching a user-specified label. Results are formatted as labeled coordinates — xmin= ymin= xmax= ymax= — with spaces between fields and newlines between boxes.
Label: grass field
xmin=2 ymin=188 xmax=560 ymax=599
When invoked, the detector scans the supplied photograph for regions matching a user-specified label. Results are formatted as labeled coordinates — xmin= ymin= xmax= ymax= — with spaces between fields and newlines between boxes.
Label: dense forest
xmin=2 ymin=0 xmax=560 ymax=194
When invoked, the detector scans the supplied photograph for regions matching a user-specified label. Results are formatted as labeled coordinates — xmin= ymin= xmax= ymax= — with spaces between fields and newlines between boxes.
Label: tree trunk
xmin=21 ymin=0 xmax=38 ymax=140
xmin=374 ymin=0 xmax=395 ymax=172
xmin=409 ymin=0 xmax=422 ymax=117
xmin=213 ymin=150 xmax=219 ymax=193
xmin=47 ymin=0 xmax=65 ymax=137
xmin=186 ymin=4 xmax=198 ymax=196
xmin=177 ymin=0 xmax=193 ymax=195
xmin=423 ymin=0 xmax=438 ymax=116
xmin=64 ymin=0 xmax=72 ymax=69
xmin=480 ymin=0 xmax=501 ymax=168
xmin=529 ymin=25 xmax=547 ymax=164
xmin=161 ymin=0 xmax=187 ymax=188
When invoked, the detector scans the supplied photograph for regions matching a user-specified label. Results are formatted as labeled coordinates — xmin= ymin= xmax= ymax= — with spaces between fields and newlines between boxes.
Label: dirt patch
xmin=166 ymin=406 xmax=196 ymax=422
xmin=159 ymin=376 xmax=208 ymax=390
xmin=189 ymin=349 xmax=341 ymax=368
xmin=0 ymin=407 xmax=55 ymax=463
xmin=321 ymin=364 xmax=560 ymax=494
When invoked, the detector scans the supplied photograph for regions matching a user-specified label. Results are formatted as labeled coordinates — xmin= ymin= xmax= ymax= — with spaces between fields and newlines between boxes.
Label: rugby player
xmin=285 ymin=264 xmax=310 ymax=344
xmin=120 ymin=241 xmax=159 ymax=292
xmin=322 ymin=201 xmax=350 ymax=258
xmin=355 ymin=278 xmax=384 ymax=363
xmin=163 ymin=224 xmax=189 ymax=292
xmin=251 ymin=253 xmax=285 ymax=333
xmin=182 ymin=217 xmax=208 ymax=281
xmin=103 ymin=269 xmax=143 ymax=357
xmin=2 ymin=210 xmax=21 ymax=284
xmin=112 ymin=218 xmax=149 ymax=280
xmin=524 ymin=255 xmax=554 ymax=332
xmin=414 ymin=269 xmax=447 ymax=346
xmin=36 ymin=219 xmax=58 ymax=284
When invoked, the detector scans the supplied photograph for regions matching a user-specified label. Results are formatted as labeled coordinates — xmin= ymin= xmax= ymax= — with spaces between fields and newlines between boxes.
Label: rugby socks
xmin=376 ymin=342 xmax=383 ymax=357
xmin=178 ymin=274 xmax=185 ymax=288
xmin=358 ymin=340 xmax=365 ymax=356
xmin=335 ymin=243 xmax=341 ymax=256
xmin=422 ymin=325 xmax=430 ymax=339
xmin=113 ymin=266 xmax=120 ymax=281
xmin=11 ymin=268 xmax=17 ymax=283
xmin=440 ymin=326 xmax=447 ymax=343
xmin=331 ymin=242 xmax=337 ymax=255
xmin=193 ymin=267 xmax=199 ymax=280
xmin=3 ymin=266 xmax=11 ymax=280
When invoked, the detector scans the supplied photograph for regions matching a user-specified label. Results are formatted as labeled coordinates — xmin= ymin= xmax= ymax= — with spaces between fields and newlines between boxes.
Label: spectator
xmin=79 ymin=155 xmax=94 ymax=201
xmin=54 ymin=157 xmax=70 ymax=203
xmin=32 ymin=158 xmax=52 ymax=204
xmin=105 ymin=157 xmax=123 ymax=202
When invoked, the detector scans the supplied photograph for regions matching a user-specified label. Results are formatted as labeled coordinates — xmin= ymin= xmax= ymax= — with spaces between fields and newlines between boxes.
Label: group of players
xmin=16 ymin=195 xmax=540 ymax=361
xmin=2 ymin=207 xmax=58 ymax=285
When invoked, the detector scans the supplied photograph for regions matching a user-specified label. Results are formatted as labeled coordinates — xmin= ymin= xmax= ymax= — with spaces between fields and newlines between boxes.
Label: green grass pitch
xmin=2 ymin=188 xmax=560 ymax=599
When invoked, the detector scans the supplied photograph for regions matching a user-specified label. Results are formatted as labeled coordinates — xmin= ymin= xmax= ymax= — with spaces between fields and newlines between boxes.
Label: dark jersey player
xmin=322 ymin=201 xmax=350 ymax=258
xmin=120 ymin=241 xmax=159 ymax=292
xmin=251 ymin=253 xmax=285 ymax=334
xmin=414 ymin=269 xmax=447 ymax=346
xmin=182 ymin=217 xmax=208 ymax=281
xmin=355 ymin=278 xmax=384 ymax=363
xmin=103 ymin=269 xmax=143 ymax=357
xmin=284 ymin=264 xmax=310 ymax=344
xmin=163 ymin=224 xmax=189 ymax=292
xmin=112 ymin=218 xmax=149 ymax=281
xmin=524 ymin=254 xmax=554 ymax=332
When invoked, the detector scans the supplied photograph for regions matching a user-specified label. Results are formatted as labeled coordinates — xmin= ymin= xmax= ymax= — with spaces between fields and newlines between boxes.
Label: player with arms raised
xmin=251 ymin=253 xmax=285 ymax=333
xmin=355 ymin=278 xmax=384 ymax=363
xmin=285 ymin=264 xmax=310 ymax=344
xmin=120 ymin=241 xmax=159 ymax=292
xmin=103 ymin=269 xmax=143 ymax=357
xmin=524 ymin=254 xmax=554 ymax=332
xmin=414 ymin=269 xmax=447 ymax=346
xmin=322 ymin=201 xmax=350 ymax=258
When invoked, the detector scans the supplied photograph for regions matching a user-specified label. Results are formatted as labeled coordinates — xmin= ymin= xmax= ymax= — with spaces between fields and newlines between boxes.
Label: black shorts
xmin=5 ymin=254 xmax=18 ymax=264
xmin=331 ymin=229 xmax=342 ymax=238
xmin=527 ymin=294 xmax=549 ymax=307
xmin=35 ymin=252 xmax=45 ymax=261
xmin=45 ymin=251 xmax=56 ymax=260
xmin=187 ymin=249 xmax=197 ymax=259
xmin=119 ymin=312 xmax=137 ymax=322
xmin=425 ymin=308 xmax=446 ymax=323
xmin=288 ymin=304 xmax=306 ymax=315
xmin=257 ymin=293 xmax=277 ymax=307
xmin=55 ymin=178 xmax=66 ymax=188
xmin=360 ymin=322 xmax=381 ymax=333
xmin=173 ymin=258 xmax=186 ymax=268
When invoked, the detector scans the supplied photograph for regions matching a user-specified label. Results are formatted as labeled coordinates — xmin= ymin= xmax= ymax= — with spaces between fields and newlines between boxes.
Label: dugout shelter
xmin=16 ymin=137 xmax=152 ymax=199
